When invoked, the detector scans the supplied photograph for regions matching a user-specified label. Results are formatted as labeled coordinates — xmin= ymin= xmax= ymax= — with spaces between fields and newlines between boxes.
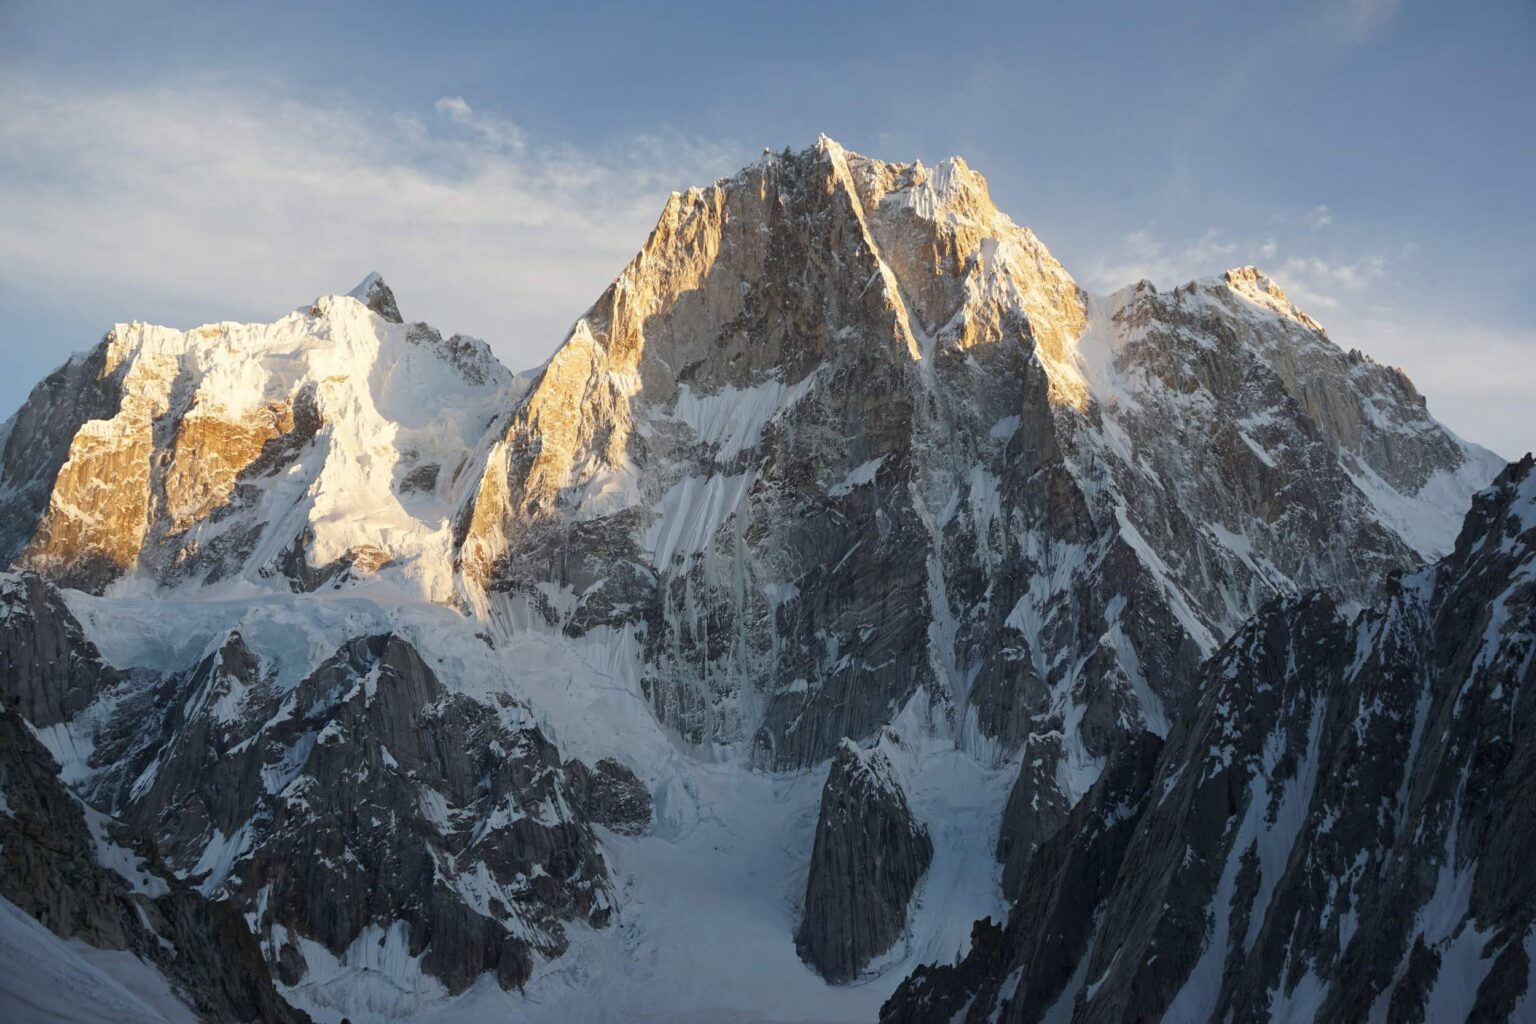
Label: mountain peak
xmin=1168 ymin=264 xmax=1327 ymax=335
xmin=347 ymin=271 xmax=402 ymax=323
xmin=1221 ymin=264 xmax=1287 ymax=302
xmin=814 ymin=131 xmax=847 ymax=156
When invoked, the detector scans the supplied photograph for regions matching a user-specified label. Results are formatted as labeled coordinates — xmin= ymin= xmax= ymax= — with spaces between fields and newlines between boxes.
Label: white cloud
xmin=1332 ymin=315 xmax=1535 ymax=460
xmin=1080 ymin=227 xmax=1266 ymax=294
xmin=1273 ymin=254 xmax=1386 ymax=309
xmin=434 ymin=96 xmax=474 ymax=121
xmin=1344 ymin=0 xmax=1403 ymax=39
xmin=433 ymin=95 xmax=525 ymax=152
xmin=1305 ymin=204 xmax=1333 ymax=230
xmin=0 ymin=72 xmax=743 ymax=372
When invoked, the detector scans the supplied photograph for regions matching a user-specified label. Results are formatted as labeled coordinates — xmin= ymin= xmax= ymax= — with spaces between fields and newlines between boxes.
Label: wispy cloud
xmin=1081 ymin=228 xmax=1242 ymax=294
xmin=1305 ymin=204 xmax=1334 ymax=230
xmin=0 ymin=72 xmax=743 ymax=370
xmin=1343 ymin=0 xmax=1403 ymax=40
xmin=1081 ymin=220 xmax=1384 ymax=311
xmin=1273 ymin=253 xmax=1386 ymax=308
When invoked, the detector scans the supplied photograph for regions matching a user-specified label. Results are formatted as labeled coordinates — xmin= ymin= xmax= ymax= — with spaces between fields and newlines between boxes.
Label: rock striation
xmin=796 ymin=736 xmax=933 ymax=983
xmin=0 ymin=696 xmax=309 ymax=1023
xmin=882 ymin=455 xmax=1536 ymax=1023
xmin=452 ymin=137 xmax=1501 ymax=818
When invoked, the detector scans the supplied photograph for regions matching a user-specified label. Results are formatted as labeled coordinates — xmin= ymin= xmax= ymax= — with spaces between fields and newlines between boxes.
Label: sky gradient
xmin=1 ymin=0 xmax=1531 ymax=455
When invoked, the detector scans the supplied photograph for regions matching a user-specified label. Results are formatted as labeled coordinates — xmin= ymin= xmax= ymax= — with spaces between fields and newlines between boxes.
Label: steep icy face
xmin=0 ymin=697 xmax=308 ymax=1024
xmin=1 ymin=277 xmax=515 ymax=601
xmin=883 ymin=456 xmax=1536 ymax=1024
xmin=1076 ymin=270 xmax=1502 ymax=612
xmin=457 ymin=137 xmax=1495 ymax=786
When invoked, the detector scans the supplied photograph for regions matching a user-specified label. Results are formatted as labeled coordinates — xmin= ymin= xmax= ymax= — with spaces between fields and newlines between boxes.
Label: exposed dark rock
xmin=354 ymin=273 xmax=402 ymax=323
xmin=103 ymin=632 xmax=613 ymax=996
xmin=796 ymin=737 xmax=933 ymax=983
xmin=883 ymin=730 xmax=1162 ymax=1024
xmin=0 ymin=571 xmax=124 ymax=727
xmin=995 ymin=731 xmax=1072 ymax=898
xmin=0 ymin=571 xmax=616 ymax=1001
xmin=885 ymin=456 xmax=1536 ymax=1023
xmin=0 ymin=696 xmax=309 ymax=1023
xmin=564 ymin=757 xmax=653 ymax=836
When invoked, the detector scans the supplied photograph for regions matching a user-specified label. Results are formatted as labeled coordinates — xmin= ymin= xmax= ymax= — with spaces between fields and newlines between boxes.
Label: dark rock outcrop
xmin=0 ymin=571 xmax=616 ymax=1002
xmin=0 ymin=571 xmax=125 ymax=727
xmin=994 ymin=731 xmax=1072 ymax=899
xmin=796 ymin=737 xmax=933 ymax=983
xmin=0 ymin=697 xmax=309 ymax=1023
xmin=103 ymin=632 xmax=612 ymax=996
xmin=352 ymin=272 xmax=403 ymax=323
xmin=884 ymin=455 xmax=1536 ymax=1023
xmin=564 ymin=757 xmax=653 ymax=836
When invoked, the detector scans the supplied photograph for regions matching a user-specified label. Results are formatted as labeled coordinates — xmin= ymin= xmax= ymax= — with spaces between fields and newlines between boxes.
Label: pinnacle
xmin=347 ymin=272 xmax=402 ymax=323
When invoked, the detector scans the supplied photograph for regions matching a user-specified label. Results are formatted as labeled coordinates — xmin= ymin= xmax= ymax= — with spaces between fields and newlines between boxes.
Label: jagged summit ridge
xmin=0 ymin=139 xmax=1501 ymax=766
xmin=0 ymin=275 xmax=516 ymax=599
xmin=454 ymin=136 xmax=1499 ymax=771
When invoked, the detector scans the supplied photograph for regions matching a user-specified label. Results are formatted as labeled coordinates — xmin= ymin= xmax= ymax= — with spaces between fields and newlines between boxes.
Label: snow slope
xmin=0 ymin=897 xmax=196 ymax=1024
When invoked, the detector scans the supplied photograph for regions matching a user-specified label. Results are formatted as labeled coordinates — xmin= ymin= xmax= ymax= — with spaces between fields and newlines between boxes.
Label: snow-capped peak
xmin=1209 ymin=264 xmax=1325 ymax=332
xmin=346 ymin=270 xmax=402 ymax=323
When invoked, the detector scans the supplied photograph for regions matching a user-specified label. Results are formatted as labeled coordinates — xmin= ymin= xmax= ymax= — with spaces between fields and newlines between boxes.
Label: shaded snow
xmin=0 ymin=896 xmax=195 ymax=1024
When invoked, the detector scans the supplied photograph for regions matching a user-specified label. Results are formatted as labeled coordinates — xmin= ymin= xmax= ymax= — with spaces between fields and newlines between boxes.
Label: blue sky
xmin=1 ymin=0 xmax=1531 ymax=455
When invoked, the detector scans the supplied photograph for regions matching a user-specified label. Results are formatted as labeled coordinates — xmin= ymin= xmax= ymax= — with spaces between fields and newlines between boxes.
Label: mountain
xmin=883 ymin=455 xmax=1536 ymax=1023
xmin=0 ymin=138 xmax=1516 ymax=1021
xmin=0 ymin=275 xmax=516 ymax=599
xmin=0 ymin=692 xmax=307 ymax=1023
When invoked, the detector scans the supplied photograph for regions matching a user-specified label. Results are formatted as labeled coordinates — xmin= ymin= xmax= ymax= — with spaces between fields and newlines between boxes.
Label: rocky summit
xmin=0 ymin=138 xmax=1526 ymax=1023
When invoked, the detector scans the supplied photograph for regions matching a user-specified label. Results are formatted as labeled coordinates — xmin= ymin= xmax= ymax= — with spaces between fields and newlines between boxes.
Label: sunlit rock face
xmin=1 ymin=278 xmax=517 ymax=601
xmin=456 ymin=136 xmax=1499 ymax=785
xmin=884 ymin=457 xmax=1536 ymax=1024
